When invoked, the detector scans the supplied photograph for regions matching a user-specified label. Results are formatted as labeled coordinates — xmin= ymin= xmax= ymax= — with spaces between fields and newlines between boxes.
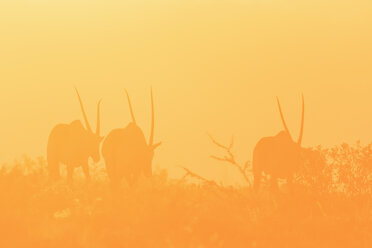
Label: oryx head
xmin=125 ymin=88 xmax=162 ymax=177
xmin=276 ymin=94 xmax=305 ymax=146
xmin=75 ymin=88 xmax=103 ymax=163
xmin=276 ymin=95 xmax=305 ymax=166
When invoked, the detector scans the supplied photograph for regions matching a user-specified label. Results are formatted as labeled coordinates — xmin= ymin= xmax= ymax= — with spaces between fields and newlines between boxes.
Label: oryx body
xmin=253 ymin=95 xmax=305 ymax=191
xmin=47 ymin=89 xmax=103 ymax=181
xmin=102 ymin=89 xmax=161 ymax=186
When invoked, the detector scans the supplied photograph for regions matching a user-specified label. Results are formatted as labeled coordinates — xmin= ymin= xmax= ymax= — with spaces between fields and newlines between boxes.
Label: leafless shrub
xmin=208 ymin=133 xmax=252 ymax=186
xmin=180 ymin=166 xmax=219 ymax=186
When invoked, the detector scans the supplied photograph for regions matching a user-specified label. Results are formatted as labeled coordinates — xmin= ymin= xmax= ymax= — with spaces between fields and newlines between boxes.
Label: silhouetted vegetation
xmin=1 ymin=142 xmax=372 ymax=247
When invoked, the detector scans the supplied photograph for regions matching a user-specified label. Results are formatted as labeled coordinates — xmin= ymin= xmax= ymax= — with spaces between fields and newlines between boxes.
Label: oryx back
xmin=102 ymin=123 xmax=149 ymax=184
xmin=253 ymin=132 xmax=300 ymax=179
xmin=47 ymin=121 xmax=90 ymax=179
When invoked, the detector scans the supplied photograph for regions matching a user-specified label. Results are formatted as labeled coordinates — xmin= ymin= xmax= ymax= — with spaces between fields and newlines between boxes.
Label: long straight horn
xmin=148 ymin=87 xmax=154 ymax=146
xmin=75 ymin=87 xmax=93 ymax=133
xmin=96 ymin=99 xmax=102 ymax=136
xmin=276 ymin=96 xmax=293 ymax=141
xmin=125 ymin=90 xmax=136 ymax=124
xmin=297 ymin=94 xmax=305 ymax=145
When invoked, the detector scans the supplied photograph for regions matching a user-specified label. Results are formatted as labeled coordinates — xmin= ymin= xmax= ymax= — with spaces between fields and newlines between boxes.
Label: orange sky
xmin=0 ymin=0 xmax=371 ymax=184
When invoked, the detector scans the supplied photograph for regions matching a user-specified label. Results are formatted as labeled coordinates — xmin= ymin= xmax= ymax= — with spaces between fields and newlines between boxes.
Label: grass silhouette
xmin=0 ymin=142 xmax=372 ymax=247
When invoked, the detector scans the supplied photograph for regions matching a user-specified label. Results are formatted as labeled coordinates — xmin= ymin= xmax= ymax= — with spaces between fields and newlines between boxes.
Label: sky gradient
xmin=1 ymin=0 xmax=371 ymax=184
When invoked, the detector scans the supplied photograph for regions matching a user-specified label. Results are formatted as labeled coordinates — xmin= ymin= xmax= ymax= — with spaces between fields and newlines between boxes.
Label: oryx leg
xmin=253 ymin=170 xmax=262 ymax=192
xmin=287 ymin=175 xmax=293 ymax=193
xmin=82 ymin=162 xmax=90 ymax=182
xmin=67 ymin=165 xmax=74 ymax=183
xmin=132 ymin=170 xmax=141 ymax=185
xmin=48 ymin=161 xmax=61 ymax=181
xmin=271 ymin=175 xmax=279 ymax=191
xmin=126 ymin=173 xmax=135 ymax=187
xmin=104 ymin=156 xmax=119 ymax=189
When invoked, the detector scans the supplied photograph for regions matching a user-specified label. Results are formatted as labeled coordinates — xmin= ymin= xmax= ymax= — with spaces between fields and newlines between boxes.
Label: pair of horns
xmin=276 ymin=95 xmax=304 ymax=145
xmin=125 ymin=88 xmax=156 ymax=147
xmin=75 ymin=88 xmax=101 ymax=136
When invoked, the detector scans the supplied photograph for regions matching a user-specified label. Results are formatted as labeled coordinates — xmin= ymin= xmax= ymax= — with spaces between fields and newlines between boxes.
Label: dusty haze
xmin=0 ymin=0 xmax=371 ymax=184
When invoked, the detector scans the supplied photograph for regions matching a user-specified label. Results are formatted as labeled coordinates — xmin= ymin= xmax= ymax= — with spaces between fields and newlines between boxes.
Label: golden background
xmin=0 ymin=0 xmax=371 ymax=184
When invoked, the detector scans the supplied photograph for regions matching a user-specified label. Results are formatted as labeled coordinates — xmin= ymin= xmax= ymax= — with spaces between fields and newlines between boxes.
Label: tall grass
xmin=0 ymin=142 xmax=372 ymax=247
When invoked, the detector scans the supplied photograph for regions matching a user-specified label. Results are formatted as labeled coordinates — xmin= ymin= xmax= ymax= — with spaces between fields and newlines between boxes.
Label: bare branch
xmin=208 ymin=133 xmax=252 ymax=186
xmin=244 ymin=161 xmax=250 ymax=171
xmin=180 ymin=166 xmax=218 ymax=186
xmin=229 ymin=136 xmax=234 ymax=149
xmin=210 ymin=155 xmax=229 ymax=162
xmin=207 ymin=133 xmax=230 ymax=150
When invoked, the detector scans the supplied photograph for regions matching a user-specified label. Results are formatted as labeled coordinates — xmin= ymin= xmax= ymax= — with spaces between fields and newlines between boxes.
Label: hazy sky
xmin=0 ymin=0 xmax=371 ymax=184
